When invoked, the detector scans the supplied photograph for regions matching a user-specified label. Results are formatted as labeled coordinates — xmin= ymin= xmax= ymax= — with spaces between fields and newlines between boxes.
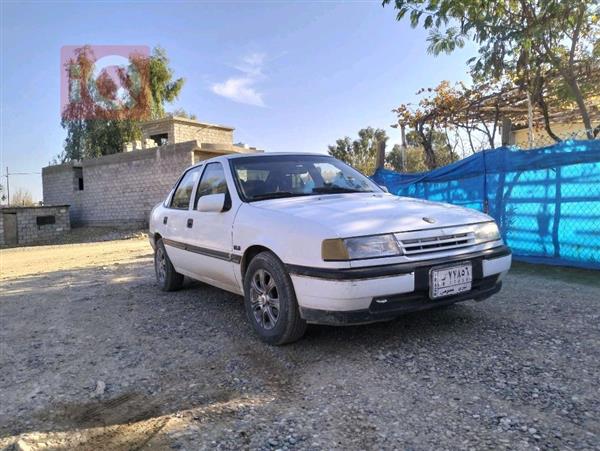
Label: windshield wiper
xmin=312 ymin=186 xmax=369 ymax=194
xmin=250 ymin=191 xmax=309 ymax=201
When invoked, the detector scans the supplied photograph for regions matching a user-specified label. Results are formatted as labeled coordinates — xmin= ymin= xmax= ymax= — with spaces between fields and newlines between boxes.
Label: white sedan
xmin=149 ymin=153 xmax=511 ymax=344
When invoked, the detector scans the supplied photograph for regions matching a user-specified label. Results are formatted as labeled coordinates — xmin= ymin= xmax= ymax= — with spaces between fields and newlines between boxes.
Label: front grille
xmin=398 ymin=233 xmax=476 ymax=255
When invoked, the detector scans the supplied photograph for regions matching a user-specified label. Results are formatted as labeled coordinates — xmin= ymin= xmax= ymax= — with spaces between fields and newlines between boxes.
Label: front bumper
xmin=289 ymin=245 xmax=511 ymax=326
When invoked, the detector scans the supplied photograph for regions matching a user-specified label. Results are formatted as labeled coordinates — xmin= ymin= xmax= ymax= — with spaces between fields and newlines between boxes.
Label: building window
xmin=37 ymin=215 xmax=56 ymax=226
xmin=150 ymin=133 xmax=169 ymax=147
xmin=78 ymin=177 xmax=84 ymax=190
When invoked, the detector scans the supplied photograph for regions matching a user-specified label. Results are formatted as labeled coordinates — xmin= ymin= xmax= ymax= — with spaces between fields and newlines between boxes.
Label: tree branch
xmin=569 ymin=4 xmax=586 ymax=66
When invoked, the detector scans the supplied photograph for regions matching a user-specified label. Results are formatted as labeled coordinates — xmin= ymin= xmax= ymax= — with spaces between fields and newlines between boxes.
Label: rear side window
xmin=170 ymin=167 xmax=202 ymax=209
xmin=194 ymin=163 xmax=228 ymax=207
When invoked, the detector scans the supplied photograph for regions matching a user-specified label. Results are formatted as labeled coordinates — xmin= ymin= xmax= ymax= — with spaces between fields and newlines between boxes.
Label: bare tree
xmin=11 ymin=188 xmax=36 ymax=207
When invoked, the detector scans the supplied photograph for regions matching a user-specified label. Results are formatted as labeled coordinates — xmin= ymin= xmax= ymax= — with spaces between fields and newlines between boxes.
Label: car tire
xmin=155 ymin=238 xmax=184 ymax=292
xmin=243 ymin=251 xmax=307 ymax=345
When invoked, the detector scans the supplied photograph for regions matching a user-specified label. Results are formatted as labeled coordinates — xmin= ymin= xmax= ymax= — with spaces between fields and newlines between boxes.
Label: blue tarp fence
xmin=372 ymin=140 xmax=600 ymax=270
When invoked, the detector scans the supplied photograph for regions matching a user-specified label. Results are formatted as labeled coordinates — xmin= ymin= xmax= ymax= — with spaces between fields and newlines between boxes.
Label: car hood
xmin=253 ymin=193 xmax=492 ymax=237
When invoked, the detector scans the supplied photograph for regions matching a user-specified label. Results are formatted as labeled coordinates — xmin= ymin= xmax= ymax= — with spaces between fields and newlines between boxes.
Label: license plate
xmin=429 ymin=263 xmax=472 ymax=299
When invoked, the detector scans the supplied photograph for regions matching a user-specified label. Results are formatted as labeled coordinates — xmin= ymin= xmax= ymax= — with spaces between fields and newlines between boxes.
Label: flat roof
xmin=141 ymin=116 xmax=235 ymax=131
xmin=1 ymin=205 xmax=70 ymax=212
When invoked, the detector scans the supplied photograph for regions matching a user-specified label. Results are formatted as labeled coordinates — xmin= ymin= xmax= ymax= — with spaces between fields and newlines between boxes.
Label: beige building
xmin=511 ymin=122 xmax=595 ymax=148
xmin=125 ymin=116 xmax=258 ymax=152
xmin=42 ymin=117 xmax=261 ymax=227
xmin=509 ymin=97 xmax=599 ymax=148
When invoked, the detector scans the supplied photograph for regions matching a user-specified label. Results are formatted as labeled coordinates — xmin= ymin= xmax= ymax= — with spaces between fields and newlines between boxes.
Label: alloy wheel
xmin=250 ymin=268 xmax=280 ymax=330
xmin=155 ymin=247 xmax=167 ymax=285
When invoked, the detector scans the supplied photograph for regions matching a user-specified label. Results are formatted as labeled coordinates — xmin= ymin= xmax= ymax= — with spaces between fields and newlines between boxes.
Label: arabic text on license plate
xmin=430 ymin=263 xmax=472 ymax=299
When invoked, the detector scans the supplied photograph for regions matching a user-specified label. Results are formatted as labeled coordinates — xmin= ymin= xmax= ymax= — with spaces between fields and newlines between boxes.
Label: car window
xmin=231 ymin=155 xmax=380 ymax=201
xmin=194 ymin=162 xmax=228 ymax=207
xmin=313 ymin=162 xmax=367 ymax=190
xmin=236 ymin=168 xmax=269 ymax=182
xmin=170 ymin=166 xmax=202 ymax=209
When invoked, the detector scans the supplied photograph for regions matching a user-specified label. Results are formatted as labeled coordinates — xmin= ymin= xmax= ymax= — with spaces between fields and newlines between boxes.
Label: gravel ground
xmin=1 ymin=237 xmax=599 ymax=450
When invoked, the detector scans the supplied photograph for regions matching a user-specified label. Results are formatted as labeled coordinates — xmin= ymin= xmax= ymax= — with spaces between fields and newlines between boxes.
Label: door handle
xmin=163 ymin=216 xmax=168 ymax=225
xmin=187 ymin=218 xmax=193 ymax=228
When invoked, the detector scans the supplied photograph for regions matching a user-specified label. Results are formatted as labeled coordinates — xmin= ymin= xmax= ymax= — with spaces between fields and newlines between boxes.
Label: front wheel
xmin=155 ymin=238 xmax=184 ymax=292
xmin=243 ymin=252 xmax=307 ymax=345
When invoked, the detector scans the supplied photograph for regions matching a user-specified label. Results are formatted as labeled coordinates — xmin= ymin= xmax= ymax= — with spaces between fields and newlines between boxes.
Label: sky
xmin=1 ymin=0 xmax=476 ymax=202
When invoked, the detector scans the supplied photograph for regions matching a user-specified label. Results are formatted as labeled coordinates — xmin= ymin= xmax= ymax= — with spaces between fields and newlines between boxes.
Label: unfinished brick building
xmin=0 ymin=205 xmax=70 ymax=246
xmin=42 ymin=117 xmax=260 ymax=227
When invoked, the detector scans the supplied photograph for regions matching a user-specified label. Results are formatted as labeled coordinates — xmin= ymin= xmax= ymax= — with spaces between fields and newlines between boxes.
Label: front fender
xmin=232 ymin=203 xmax=346 ymax=269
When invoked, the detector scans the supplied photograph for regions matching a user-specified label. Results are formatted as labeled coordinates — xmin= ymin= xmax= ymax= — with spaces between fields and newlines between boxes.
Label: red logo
xmin=60 ymin=45 xmax=151 ymax=121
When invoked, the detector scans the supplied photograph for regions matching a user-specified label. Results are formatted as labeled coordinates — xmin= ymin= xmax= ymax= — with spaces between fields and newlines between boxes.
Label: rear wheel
xmin=155 ymin=238 xmax=184 ymax=292
xmin=243 ymin=252 xmax=307 ymax=345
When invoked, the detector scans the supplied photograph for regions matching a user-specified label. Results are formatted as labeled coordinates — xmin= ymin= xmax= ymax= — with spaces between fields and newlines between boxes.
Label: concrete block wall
xmin=173 ymin=122 xmax=233 ymax=145
xmin=140 ymin=117 xmax=234 ymax=148
xmin=42 ymin=123 xmax=258 ymax=228
xmin=142 ymin=121 xmax=175 ymax=147
xmin=42 ymin=163 xmax=83 ymax=224
xmin=9 ymin=206 xmax=70 ymax=245
xmin=77 ymin=142 xmax=197 ymax=227
xmin=0 ymin=213 xmax=4 ymax=245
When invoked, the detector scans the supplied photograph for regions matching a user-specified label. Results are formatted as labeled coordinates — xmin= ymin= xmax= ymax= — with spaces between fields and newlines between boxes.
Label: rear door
xmin=162 ymin=165 xmax=204 ymax=275
xmin=182 ymin=162 xmax=239 ymax=291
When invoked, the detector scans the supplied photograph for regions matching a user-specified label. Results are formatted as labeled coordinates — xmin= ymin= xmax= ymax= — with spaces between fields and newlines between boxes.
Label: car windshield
xmin=230 ymin=154 xmax=381 ymax=202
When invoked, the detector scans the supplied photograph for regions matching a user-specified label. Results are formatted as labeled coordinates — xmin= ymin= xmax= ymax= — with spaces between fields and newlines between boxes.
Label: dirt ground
xmin=1 ymin=235 xmax=599 ymax=450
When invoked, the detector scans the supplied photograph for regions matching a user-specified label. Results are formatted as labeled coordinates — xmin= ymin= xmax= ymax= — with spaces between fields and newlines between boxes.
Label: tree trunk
xmin=561 ymin=69 xmax=593 ymax=139
xmin=423 ymin=140 xmax=437 ymax=170
xmin=466 ymin=127 xmax=477 ymax=154
xmin=375 ymin=140 xmax=386 ymax=171
xmin=481 ymin=121 xmax=495 ymax=149
xmin=539 ymin=7 xmax=592 ymax=140
xmin=417 ymin=126 xmax=437 ymax=170
xmin=537 ymin=96 xmax=561 ymax=143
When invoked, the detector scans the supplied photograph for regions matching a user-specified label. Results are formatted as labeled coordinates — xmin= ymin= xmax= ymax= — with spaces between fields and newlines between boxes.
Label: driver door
xmin=181 ymin=162 xmax=239 ymax=292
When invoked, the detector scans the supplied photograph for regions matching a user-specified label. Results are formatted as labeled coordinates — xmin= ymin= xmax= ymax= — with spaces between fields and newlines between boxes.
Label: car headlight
xmin=474 ymin=221 xmax=501 ymax=243
xmin=322 ymin=234 xmax=402 ymax=261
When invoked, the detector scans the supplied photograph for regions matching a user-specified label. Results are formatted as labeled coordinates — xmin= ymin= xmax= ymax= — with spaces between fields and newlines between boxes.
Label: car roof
xmin=223 ymin=151 xmax=329 ymax=160
xmin=191 ymin=152 xmax=333 ymax=169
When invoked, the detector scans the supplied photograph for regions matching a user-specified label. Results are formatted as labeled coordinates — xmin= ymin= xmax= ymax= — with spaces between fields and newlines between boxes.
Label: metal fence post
xmin=501 ymin=117 xmax=512 ymax=146
xmin=482 ymin=149 xmax=489 ymax=214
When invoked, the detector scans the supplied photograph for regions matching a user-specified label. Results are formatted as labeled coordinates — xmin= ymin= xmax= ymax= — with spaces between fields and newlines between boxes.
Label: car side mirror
xmin=197 ymin=193 xmax=226 ymax=212
xmin=379 ymin=185 xmax=389 ymax=193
